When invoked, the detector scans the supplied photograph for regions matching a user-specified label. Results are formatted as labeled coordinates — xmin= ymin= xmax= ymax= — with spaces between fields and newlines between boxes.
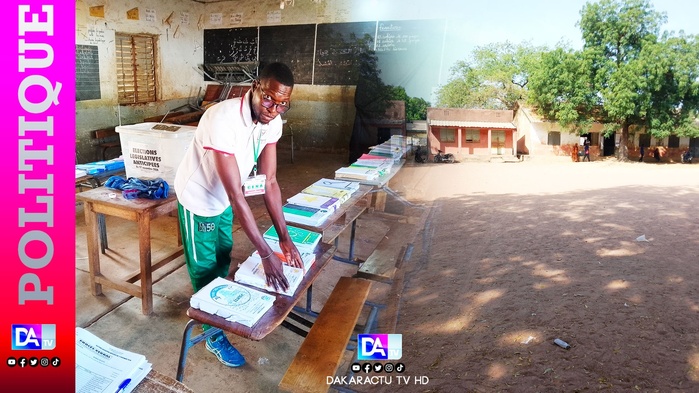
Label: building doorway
xmin=492 ymin=130 xmax=505 ymax=155
xmin=603 ymin=134 xmax=615 ymax=156
xmin=690 ymin=137 xmax=699 ymax=157
xmin=377 ymin=127 xmax=391 ymax=145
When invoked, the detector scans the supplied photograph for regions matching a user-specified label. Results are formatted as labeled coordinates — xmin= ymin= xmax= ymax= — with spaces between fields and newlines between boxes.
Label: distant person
xmin=654 ymin=147 xmax=661 ymax=162
xmin=639 ymin=145 xmax=644 ymax=162
xmin=572 ymin=144 xmax=579 ymax=162
xmin=582 ymin=142 xmax=590 ymax=162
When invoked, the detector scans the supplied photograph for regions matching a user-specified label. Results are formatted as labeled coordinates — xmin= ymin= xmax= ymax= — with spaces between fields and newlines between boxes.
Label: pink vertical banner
xmin=0 ymin=0 xmax=75 ymax=391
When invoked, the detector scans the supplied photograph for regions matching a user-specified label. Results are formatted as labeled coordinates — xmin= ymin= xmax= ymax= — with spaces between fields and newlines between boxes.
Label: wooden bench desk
xmin=176 ymin=243 xmax=335 ymax=382
xmin=76 ymin=187 xmax=184 ymax=315
xmin=279 ymin=276 xmax=374 ymax=393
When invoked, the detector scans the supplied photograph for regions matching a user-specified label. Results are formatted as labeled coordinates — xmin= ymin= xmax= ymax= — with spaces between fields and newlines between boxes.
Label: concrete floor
xmin=75 ymin=149 xmax=426 ymax=393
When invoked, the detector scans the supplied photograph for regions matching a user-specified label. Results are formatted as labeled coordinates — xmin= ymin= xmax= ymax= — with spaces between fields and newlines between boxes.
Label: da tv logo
xmin=357 ymin=334 xmax=402 ymax=360
xmin=12 ymin=324 xmax=56 ymax=350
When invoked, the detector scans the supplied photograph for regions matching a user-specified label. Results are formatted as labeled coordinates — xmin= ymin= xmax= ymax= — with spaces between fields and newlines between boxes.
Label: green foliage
xmin=435 ymin=41 xmax=545 ymax=110
xmin=385 ymin=85 xmax=430 ymax=120
xmin=528 ymin=0 xmax=699 ymax=159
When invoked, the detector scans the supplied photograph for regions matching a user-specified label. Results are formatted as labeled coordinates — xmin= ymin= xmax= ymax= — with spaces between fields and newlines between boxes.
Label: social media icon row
xmin=351 ymin=362 xmax=405 ymax=373
xmin=7 ymin=357 xmax=60 ymax=368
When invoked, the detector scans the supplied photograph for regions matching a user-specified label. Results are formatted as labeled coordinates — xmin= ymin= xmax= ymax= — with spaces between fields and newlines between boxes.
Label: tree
xmin=528 ymin=0 xmax=699 ymax=160
xmin=386 ymin=85 xmax=430 ymax=120
xmin=435 ymin=41 xmax=545 ymax=110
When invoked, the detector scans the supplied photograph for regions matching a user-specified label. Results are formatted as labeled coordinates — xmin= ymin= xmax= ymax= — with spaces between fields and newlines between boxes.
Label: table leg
xmin=138 ymin=213 xmax=153 ymax=315
xmin=84 ymin=202 xmax=102 ymax=296
xmin=372 ymin=189 xmax=387 ymax=212
xmin=347 ymin=219 xmax=357 ymax=261
xmin=98 ymin=213 xmax=108 ymax=254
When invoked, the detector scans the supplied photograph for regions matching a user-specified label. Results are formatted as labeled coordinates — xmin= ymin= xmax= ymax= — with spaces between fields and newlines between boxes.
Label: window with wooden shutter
xmin=116 ymin=33 xmax=157 ymax=104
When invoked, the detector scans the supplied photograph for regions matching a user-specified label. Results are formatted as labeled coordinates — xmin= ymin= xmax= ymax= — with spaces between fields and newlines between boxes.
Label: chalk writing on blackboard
xmin=76 ymin=44 xmax=101 ymax=101
xmin=376 ymin=22 xmax=421 ymax=52
xmin=314 ymin=22 xmax=376 ymax=85
xmin=204 ymin=28 xmax=258 ymax=64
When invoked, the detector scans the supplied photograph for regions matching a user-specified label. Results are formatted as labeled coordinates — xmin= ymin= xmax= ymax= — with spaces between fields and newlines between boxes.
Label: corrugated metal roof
xmin=429 ymin=120 xmax=516 ymax=129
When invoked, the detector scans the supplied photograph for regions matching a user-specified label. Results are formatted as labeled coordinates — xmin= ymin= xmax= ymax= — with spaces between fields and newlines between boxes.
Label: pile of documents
xmin=76 ymin=157 xmax=125 ymax=176
xmin=282 ymin=178 xmax=360 ymax=226
xmin=368 ymin=135 xmax=410 ymax=161
xmin=263 ymin=225 xmax=322 ymax=253
xmin=76 ymin=327 xmax=151 ymax=393
xmin=190 ymin=277 xmax=275 ymax=327
xmin=234 ymin=250 xmax=316 ymax=296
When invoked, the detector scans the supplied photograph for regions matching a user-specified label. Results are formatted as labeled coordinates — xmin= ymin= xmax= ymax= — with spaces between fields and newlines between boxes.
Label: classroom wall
xmin=75 ymin=0 xmax=460 ymax=163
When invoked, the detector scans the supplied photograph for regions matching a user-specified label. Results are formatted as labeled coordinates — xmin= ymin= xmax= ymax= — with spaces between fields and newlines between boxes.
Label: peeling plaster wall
xmin=76 ymin=0 xmax=205 ymax=162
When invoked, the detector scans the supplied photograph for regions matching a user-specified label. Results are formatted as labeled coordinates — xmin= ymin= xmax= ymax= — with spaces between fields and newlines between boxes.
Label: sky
xmin=354 ymin=0 xmax=699 ymax=101
xmin=439 ymin=0 xmax=699 ymax=84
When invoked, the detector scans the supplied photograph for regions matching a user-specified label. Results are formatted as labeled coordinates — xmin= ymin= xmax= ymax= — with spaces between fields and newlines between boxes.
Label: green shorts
xmin=177 ymin=203 xmax=234 ymax=292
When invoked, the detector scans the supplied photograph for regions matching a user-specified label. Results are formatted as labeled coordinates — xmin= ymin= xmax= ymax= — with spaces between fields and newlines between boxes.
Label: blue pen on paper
xmin=115 ymin=378 xmax=131 ymax=393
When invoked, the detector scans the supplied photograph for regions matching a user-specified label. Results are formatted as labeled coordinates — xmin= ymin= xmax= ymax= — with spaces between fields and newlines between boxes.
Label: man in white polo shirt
xmin=175 ymin=62 xmax=303 ymax=367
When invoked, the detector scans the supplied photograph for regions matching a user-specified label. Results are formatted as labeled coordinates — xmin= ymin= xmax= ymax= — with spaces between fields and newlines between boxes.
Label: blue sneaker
xmin=205 ymin=332 xmax=246 ymax=367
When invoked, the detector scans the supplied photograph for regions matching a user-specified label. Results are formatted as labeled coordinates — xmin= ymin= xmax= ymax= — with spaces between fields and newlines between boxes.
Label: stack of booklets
xmin=282 ymin=203 xmax=332 ymax=226
xmin=263 ymin=225 xmax=322 ymax=253
xmin=310 ymin=178 xmax=360 ymax=193
xmin=234 ymin=250 xmax=316 ymax=296
xmin=190 ymin=277 xmax=275 ymax=327
xmin=287 ymin=192 xmax=342 ymax=212
xmin=283 ymin=191 xmax=345 ymax=226
xmin=352 ymin=154 xmax=395 ymax=175
xmin=76 ymin=328 xmax=151 ymax=393
xmin=368 ymin=136 xmax=409 ymax=161
xmin=334 ymin=166 xmax=380 ymax=181
xmin=301 ymin=183 xmax=353 ymax=204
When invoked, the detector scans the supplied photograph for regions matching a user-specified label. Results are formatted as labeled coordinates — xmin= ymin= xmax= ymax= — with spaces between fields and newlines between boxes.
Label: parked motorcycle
xmin=433 ymin=149 xmax=455 ymax=163
xmin=681 ymin=149 xmax=693 ymax=164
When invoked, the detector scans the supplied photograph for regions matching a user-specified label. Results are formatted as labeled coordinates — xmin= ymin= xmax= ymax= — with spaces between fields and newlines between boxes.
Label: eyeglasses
xmin=259 ymin=87 xmax=290 ymax=114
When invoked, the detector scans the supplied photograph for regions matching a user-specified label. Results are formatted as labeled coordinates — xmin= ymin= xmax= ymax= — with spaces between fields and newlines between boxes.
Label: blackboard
xmin=375 ymin=19 xmax=445 ymax=99
xmin=258 ymin=24 xmax=315 ymax=85
xmin=76 ymin=45 xmax=101 ymax=101
xmin=314 ymin=22 xmax=377 ymax=85
xmin=203 ymin=27 xmax=258 ymax=64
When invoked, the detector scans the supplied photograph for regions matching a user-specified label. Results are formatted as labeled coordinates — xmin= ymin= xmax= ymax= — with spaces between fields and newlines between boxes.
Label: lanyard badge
xmin=243 ymin=174 xmax=266 ymax=196
xmin=243 ymin=128 xmax=266 ymax=197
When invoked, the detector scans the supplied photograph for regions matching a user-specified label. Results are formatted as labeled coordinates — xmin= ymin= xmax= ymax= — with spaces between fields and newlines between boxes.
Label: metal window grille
xmin=440 ymin=128 xmax=455 ymax=143
xmin=465 ymin=129 xmax=480 ymax=143
xmin=116 ymin=33 xmax=157 ymax=104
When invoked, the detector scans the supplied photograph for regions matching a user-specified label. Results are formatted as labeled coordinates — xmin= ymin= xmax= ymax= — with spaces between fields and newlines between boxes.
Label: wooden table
xmin=355 ymin=159 xmax=405 ymax=211
xmin=176 ymin=243 xmax=335 ymax=382
xmin=287 ymin=184 xmax=372 ymax=265
xmin=76 ymin=187 xmax=184 ymax=315
xmin=134 ymin=370 xmax=194 ymax=393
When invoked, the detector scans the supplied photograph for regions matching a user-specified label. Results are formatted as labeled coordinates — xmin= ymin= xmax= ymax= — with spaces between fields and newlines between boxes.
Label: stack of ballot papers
xmin=190 ymin=277 xmax=275 ymax=327
xmin=76 ymin=327 xmax=151 ymax=393
xmin=234 ymin=250 xmax=316 ymax=296
xmin=301 ymin=184 xmax=353 ymax=203
xmin=263 ymin=225 xmax=322 ymax=253
xmin=351 ymin=155 xmax=394 ymax=175
xmin=334 ymin=166 xmax=380 ymax=181
xmin=282 ymin=203 xmax=333 ymax=226
xmin=287 ymin=192 xmax=342 ymax=212
xmin=310 ymin=178 xmax=360 ymax=192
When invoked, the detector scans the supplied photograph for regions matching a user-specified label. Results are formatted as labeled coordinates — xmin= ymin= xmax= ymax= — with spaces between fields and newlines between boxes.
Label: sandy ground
xmin=364 ymin=158 xmax=699 ymax=393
